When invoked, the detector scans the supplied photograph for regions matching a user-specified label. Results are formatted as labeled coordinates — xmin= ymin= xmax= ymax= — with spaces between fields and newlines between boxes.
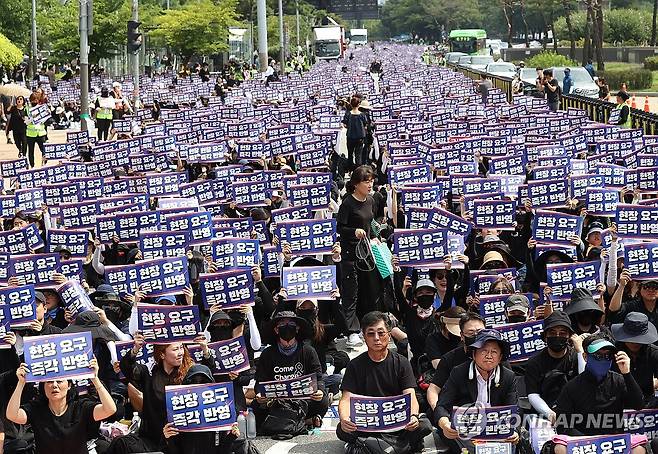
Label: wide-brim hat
xmin=208 ymin=310 xmax=233 ymax=325
xmin=534 ymin=249 xmax=575 ymax=280
xmin=564 ymin=288 xmax=604 ymax=316
xmin=611 ymin=312 xmax=658 ymax=345
xmin=475 ymin=240 xmax=522 ymax=269
xmin=63 ymin=311 xmax=118 ymax=342
xmin=263 ymin=310 xmax=313 ymax=344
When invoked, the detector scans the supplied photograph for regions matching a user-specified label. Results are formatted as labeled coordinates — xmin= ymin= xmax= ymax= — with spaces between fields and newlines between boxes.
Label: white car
xmin=446 ymin=52 xmax=467 ymax=64
xmin=550 ymin=66 xmax=599 ymax=98
xmin=457 ymin=55 xmax=472 ymax=66
xmin=485 ymin=62 xmax=516 ymax=78
xmin=468 ymin=55 xmax=495 ymax=70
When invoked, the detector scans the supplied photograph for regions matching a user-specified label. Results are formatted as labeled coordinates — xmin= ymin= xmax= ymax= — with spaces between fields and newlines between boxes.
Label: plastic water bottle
xmin=129 ymin=412 xmax=141 ymax=434
xmin=246 ymin=408 xmax=257 ymax=439
xmin=237 ymin=411 xmax=247 ymax=441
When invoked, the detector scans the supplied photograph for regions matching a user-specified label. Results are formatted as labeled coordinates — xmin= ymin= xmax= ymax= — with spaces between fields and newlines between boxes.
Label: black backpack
xmin=258 ymin=400 xmax=309 ymax=440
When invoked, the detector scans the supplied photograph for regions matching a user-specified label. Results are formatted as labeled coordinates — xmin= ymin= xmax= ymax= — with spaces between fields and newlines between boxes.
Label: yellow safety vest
xmin=615 ymin=103 xmax=632 ymax=129
xmin=25 ymin=105 xmax=47 ymax=138
xmin=96 ymin=98 xmax=113 ymax=120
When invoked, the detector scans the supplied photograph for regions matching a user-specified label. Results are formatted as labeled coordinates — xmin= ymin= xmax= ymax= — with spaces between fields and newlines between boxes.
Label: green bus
xmin=448 ymin=29 xmax=487 ymax=55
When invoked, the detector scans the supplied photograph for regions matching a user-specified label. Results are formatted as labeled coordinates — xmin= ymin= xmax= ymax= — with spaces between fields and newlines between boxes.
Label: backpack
xmin=258 ymin=400 xmax=309 ymax=439
xmin=345 ymin=434 xmax=412 ymax=454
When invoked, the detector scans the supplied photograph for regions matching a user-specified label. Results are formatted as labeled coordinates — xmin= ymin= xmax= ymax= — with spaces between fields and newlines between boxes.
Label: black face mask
xmin=416 ymin=295 xmax=434 ymax=309
xmin=463 ymin=334 xmax=477 ymax=347
xmin=546 ymin=336 xmax=569 ymax=352
xmin=228 ymin=312 xmax=246 ymax=328
xmin=209 ymin=326 xmax=234 ymax=342
xmin=296 ymin=309 xmax=317 ymax=323
xmin=102 ymin=304 xmax=123 ymax=325
xmin=507 ymin=315 xmax=527 ymax=324
xmin=278 ymin=324 xmax=297 ymax=342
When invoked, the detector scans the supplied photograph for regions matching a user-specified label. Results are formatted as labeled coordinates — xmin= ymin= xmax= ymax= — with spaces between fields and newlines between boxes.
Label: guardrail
xmin=448 ymin=63 xmax=658 ymax=134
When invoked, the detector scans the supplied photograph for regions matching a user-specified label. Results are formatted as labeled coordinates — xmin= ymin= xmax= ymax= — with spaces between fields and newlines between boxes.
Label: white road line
xmin=265 ymin=441 xmax=298 ymax=454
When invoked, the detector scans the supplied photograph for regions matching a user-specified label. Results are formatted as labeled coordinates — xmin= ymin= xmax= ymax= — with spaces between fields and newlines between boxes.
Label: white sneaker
xmin=346 ymin=333 xmax=363 ymax=347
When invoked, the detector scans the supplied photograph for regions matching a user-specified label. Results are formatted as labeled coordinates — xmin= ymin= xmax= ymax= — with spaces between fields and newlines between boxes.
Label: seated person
xmin=337 ymin=311 xmax=432 ymax=453
xmin=548 ymin=333 xmax=646 ymax=454
xmin=435 ymin=329 xmax=519 ymax=453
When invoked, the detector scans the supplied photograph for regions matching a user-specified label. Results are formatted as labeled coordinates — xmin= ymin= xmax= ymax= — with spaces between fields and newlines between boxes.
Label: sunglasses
xmin=277 ymin=322 xmax=298 ymax=330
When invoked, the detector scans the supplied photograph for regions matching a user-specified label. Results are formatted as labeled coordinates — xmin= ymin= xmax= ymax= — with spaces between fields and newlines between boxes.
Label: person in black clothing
xmin=609 ymin=275 xmax=658 ymax=331
xmin=336 ymin=166 xmax=378 ymax=345
xmin=525 ymin=311 xmax=580 ymax=424
xmin=162 ymin=365 xmax=239 ymax=454
xmin=543 ymin=69 xmax=560 ymax=112
xmin=4 ymin=96 xmax=27 ymax=157
xmin=424 ymin=306 xmax=465 ymax=370
xmin=341 ymin=97 xmax=368 ymax=169
xmin=549 ymin=333 xmax=647 ymax=454
xmin=253 ymin=311 xmax=329 ymax=430
xmin=337 ymin=311 xmax=432 ymax=452
xmin=199 ymin=62 xmax=210 ymax=82
xmin=435 ymin=329 xmax=519 ymax=452
xmin=111 ymin=334 xmax=212 ymax=453
xmin=563 ymin=288 xmax=605 ymax=335
xmin=611 ymin=312 xmax=658 ymax=407
xmin=6 ymin=358 xmax=116 ymax=454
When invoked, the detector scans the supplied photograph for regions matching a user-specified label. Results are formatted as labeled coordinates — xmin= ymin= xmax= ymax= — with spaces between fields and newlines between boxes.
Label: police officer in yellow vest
xmin=94 ymin=86 xmax=114 ymax=141
xmin=25 ymin=93 xmax=47 ymax=168
xmin=612 ymin=90 xmax=632 ymax=128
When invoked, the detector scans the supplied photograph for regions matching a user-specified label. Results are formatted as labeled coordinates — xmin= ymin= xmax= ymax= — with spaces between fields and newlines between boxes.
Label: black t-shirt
xmin=22 ymin=399 xmax=96 ymax=454
xmin=337 ymin=195 xmax=375 ymax=261
xmin=341 ymin=350 xmax=416 ymax=397
xmin=545 ymin=79 xmax=560 ymax=103
xmin=341 ymin=111 xmax=367 ymax=139
xmin=524 ymin=348 xmax=579 ymax=405
xmin=431 ymin=345 xmax=469 ymax=388
xmin=425 ymin=330 xmax=461 ymax=362
xmin=614 ymin=344 xmax=658 ymax=403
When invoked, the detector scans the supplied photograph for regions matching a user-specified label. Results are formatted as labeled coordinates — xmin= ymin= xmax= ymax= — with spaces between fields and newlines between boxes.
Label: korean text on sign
xmin=24 ymin=332 xmax=94 ymax=382
xmin=350 ymin=394 xmax=411 ymax=433
xmin=166 ymin=382 xmax=236 ymax=431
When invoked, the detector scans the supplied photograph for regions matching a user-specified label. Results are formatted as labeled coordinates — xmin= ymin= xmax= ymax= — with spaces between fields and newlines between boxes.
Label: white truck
xmin=312 ymin=19 xmax=345 ymax=61
xmin=350 ymin=28 xmax=368 ymax=46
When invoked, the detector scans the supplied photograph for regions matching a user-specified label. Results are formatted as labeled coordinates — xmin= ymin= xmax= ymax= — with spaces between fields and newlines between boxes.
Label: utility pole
xmin=79 ymin=0 xmax=91 ymax=130
xmin=278 ymin=0 xmax=285 ymax=74
xmin=256 ymin=0 xmax=268 ymax=70
xmin=31 ymin=0 xmax=38 ymax=78
xmin=295 ymin=0 xmax=300 ymax=51
xmin=131 ymin=0 xmax=140 ymax=109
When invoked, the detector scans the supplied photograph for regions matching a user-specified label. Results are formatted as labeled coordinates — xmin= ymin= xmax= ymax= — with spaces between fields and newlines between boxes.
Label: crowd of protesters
xmin=0 ymin=42 xmax=656 ymax=454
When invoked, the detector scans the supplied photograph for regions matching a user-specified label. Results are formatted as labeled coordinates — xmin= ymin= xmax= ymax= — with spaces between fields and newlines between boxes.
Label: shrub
xmin=644 ymin=56 xmax=658 ymax=71
xmin=601 ymin=68 xmax=653 ymax=90
xmin=526 ymin=51 xmax=578 ymax=69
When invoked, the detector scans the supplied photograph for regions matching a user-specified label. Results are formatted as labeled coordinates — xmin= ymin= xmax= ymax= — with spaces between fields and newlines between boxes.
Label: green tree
xmin=423 ymin=0 xmax=482 ymax=39
xmin=604 ymin=8 xmax=651 ymax=44
xmin=0 ymin=0 xmax=30 ymax=50
xmin=0 ymin=33 xmax=24 ymax=69
xmin=150 ymin=0 xmax=239 ymax=61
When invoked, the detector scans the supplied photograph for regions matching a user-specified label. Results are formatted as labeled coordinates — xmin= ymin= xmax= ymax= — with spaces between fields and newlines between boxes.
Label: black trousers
xmin=336 ymin=416 xmax=433 ymax=452
xmin=26 ymin=135 xmax=45 ymax=168
xmin=347 ymin=137 xmax=365 ymax=168
xmin=97 ymin=118 xmax=112 ymax=141
xmin=12 ymin=131 xmax=26 ymax=157
xmin=340 ymin=260 xmax=382 ymax=334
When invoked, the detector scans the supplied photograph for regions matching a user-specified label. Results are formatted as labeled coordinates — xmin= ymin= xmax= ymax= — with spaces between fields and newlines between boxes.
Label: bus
xmin=448 ymin=29 xmax=487 ymax=55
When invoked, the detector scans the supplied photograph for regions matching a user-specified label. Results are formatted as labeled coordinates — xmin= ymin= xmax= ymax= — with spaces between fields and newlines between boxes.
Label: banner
xmin=0 ymin=284 xmax=36 ymax=328
xmin=565 ymin=434 xmax=630 ymax=454
xmin=532 ymin=210 xmax=584 ymax=245
xmin=275 ymin=218 xmax=336 ymax=254
xmin=624 ymin=242 xmax=658 ymax=280
xmin=585 ymin=188 xmax=619 ymax=217
xmin=57 ymin=280 xmax=95 ymax=318
xmin=198 ymin=269 xmax=254 ymax=309
xmin=24 ymin=332 xmax=94 ymax=381
xmin=497 ymin=320 xmax=546 ymax=362
xmin=282 ymin=266 xmax=336 ymax=300
xmin=452 ymin=405 xmax=518 ymax=441
xmin=210 ymin=238 xmax=261 ymax=269
xmin=393 ymin=228 xmax=449 ymax=267
xmin=188 ymin=336 xmax=250 ymax=375
xmin=473 ymin=200 xmax=516 ymax=230
xmin=165 ymin=211 xmax=214 ymax=246
xmin=527 ymin=179 xmax=569 ymax=208
xmin=105 ymin=257 xmax=189 ymax=297
xmin=288 ymin=183 xmax=331 ymax=210
xmin=9 ymin=253 xmax=60 ymax=288
xmin=46 ymin=229 xmax=89 ymax=257
xmin=137 ymin=304 xmax=201 ymax=343
xmin=166 ymin=382 xmax=236 ymax=432
xmin=350 ymin=394 xmax=412 ymax=433
xmin=256 ymin=373 xmax=317 ymax=399
xmin=546 ymin=261 xmax=601 ymax=300
xmin=616 ymin=204 xmax=658 ymax=239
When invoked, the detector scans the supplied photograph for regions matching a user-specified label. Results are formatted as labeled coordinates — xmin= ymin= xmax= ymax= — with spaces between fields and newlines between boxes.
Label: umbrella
xmin=0 ymin=83 xmax=30 ymax=98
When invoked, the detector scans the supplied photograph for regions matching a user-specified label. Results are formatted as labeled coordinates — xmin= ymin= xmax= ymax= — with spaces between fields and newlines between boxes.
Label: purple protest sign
xmin=198 ymin=269 xmax=254 ymax=309
xmin=393 ymin=228 xmax=449 ymax=267
xmin=282 ymin=266 xmax=336 ymax=300
xmin=9 ymin=253 xmax=60 ymax=288
xmin=546 ymin=261 xmax=601 ymax=300
xmin=275 ymin=218 xmax=336 ymax=255
xmin=187 ymin=336 xmax=251 ymax=375
xmin=624 ymin=242 xmax=658 ymax=280
xmin=350 ymin=394 xmax=412 ymax=433
xmin=532 ymin=210 xmax=584 ymax=245
xmin=166 ymin=382 xmax=236 ymax=432
xmin=137 ymin=304 xmax=201 ymax=344
xmin=497 ymin=320 xmax=546 ymax=362
xmin=256 ymin=373 xmax=318 ymax=399
xmin=24 ymin=332 xmax=94 ymax=382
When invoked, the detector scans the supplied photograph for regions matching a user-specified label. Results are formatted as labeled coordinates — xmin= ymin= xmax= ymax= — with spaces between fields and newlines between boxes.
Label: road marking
xmin=265 ymin=441 xmax=298 ymax=454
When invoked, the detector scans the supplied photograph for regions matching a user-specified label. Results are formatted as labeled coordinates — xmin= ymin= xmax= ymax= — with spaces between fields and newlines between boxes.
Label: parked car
xmin=485 ymin=62 xmax=516 ymax=78
xmin=446 ymin=52 xmax=467 ymax=64
xmin=468 ymin=55 xmax=495 ymax=70
xmin=457 ymin=55 xmax=472 ymax=66
xmin=549 ymin=66 xmax=599 ymax=98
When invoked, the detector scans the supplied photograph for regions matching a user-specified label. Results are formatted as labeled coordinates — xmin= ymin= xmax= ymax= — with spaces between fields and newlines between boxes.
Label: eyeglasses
xmin=477 ymin=349 xmax=501 ymax=358
xmin=590 ymin=352 xmax=613 ymax=361
xmin=365 ymin=330 xmax=390 ymax=338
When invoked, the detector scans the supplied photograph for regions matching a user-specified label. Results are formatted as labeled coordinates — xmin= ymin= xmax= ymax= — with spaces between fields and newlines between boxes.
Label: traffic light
xmin=127 ymin=20 xmax=142 ymax=54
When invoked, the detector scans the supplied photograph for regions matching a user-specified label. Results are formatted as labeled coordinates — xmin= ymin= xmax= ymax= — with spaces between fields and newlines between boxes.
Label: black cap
xmin=543 ymin=310 xmax=573 ymax=333
xmin=616 ymin=91 xmax=630 ymax=102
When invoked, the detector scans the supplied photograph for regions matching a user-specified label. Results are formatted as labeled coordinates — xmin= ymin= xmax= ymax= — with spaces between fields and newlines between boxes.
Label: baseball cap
xmin=415 ymin=279 xmax=436 ymax=292
xmin=504 ymin=294 xmax=530 ymax=315
xmin=35 ymin=291 xmax=46 ymax=304
xmin=586 ymin=339 xmax=617 ymax=354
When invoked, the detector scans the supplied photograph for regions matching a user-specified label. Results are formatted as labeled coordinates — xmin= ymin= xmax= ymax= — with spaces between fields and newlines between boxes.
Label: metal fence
xmin=449 ymin=63 xmax=658 ymax=134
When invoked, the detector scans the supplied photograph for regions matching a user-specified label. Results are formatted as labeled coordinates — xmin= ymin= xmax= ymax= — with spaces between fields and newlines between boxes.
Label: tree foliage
xmin=0 ymin=33 xmax=24 ymax=69
xmin=0 ymin=0 xmax=30 ymax=49
xmin=150 ymin=0 xmax=239 ymax=61
xmin=554 ymin=8 xmax=652 ymax=45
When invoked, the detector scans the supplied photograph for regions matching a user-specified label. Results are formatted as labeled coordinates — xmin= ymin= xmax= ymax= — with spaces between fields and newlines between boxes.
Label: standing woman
xmin=337 ymin=165 xmax=377 ymax=347
xmin=4 ymin=96 xmax=28 ymax=158
xmin=341 ymin=96 xmax=368 ymax=170
xmin=25 ymin=93 xmax=47 ymax=168
xmin=6 ymin=358 xmax=116 ymax=454
xmin=94 ymin=87 xmax=114 ymax=141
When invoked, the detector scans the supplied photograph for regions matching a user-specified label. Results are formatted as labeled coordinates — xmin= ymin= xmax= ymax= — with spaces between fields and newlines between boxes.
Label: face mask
xmin=577 ymin=312 xmax=595 ymax=327
xmin=463 ymin=334 xmax=477 ymax=347
xmin=546 ymin=336 xmax=568 ymax=352
xmin=278 ymin=324 xmax=297 ymax=342
xmin=296 ymin=309 xmax=317 ymax=323
xmin=416 ymin=306 xmax=433 ymax=319
xmin=416 ymin=294 xmax=434 ymax=309
xmin=102 ymin=305 xmax=122 ymax=325
xmin=585 ymin=356 xmax=612 ymax=382
xmin=228 ymin=312 xmax=246 ymax=328
xmin=209 ymin=326 xmax=233 ymax=341
xmin=507 ymin=315 xmax=527 ymax=324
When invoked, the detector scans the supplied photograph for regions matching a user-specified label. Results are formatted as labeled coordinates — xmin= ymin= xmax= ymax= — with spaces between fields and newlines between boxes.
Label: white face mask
xmin=416 ymin=306 xmax=433 ymax=320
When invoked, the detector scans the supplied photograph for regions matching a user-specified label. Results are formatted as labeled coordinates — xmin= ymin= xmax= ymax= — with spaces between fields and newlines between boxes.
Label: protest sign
xmin=9 ymin=253 xmax=60 ymax=288
xmin=565 ymin=434 xmax=630 ymax=454
xmin=473 ymin=200 xmax=516 ymax=230
xmin=138 ymin=304 xmax=201 ymax=343
xmin=275 ymin=218 xmax=336 ymax=254
xmin=452 ymin=404 xmax=518 ymax=441
xmin=46 ymin=229 xmax=89 ymax=257
xmin=288 ymin=183 xmax=331 ymax=210
xmin=28 ymin=104 xmax=51 ymax=125
xmin=585 ymin=188 xmax=619 ymax=217
xmin=210 ymin=238 xmax=261 ymax=269
xmin=623 ymin=409 xmax=658 ymax=439
xmin=188 ymin=336 xmax=250 ymax=375
xmin=0 ymin=224 xmax=44 ymax=254
xmin=57 ymin=280 xmax=95 ymax=318
xmin=139 ymin=230 xmax=189 ymax=260
xmin=425 ymin=207 xmax=473 ymax=237
xmin=257 ymin=373 xmax=317 ymax=399
xmin=624 ymin=242 xmax=658 ymax=280
xmin=24 ymin=332 xmax=94 ymax=381
xmin=271 ymin=206 xmax=311 ymax=224
xmin=532 ymin=210 xmax=584 ymax=245
xmin=479 ymin=293 xmax=534 ymax=327
xmin=528 ymin=179 xmax=569 ymax=208
xmin=616 ymin=204 xmax=658 ymax=238
xmin=165 ymin=211 xmax=214 ymax=246
xmin=230 ymin=180 xmax=267 ymax=208
xmin=282 ymin=266 xmax=336 ymax=300
xmin=96 ymin=210 xmax=161 ymax=243
xmin=546 ymin=261 xmax=601 ymax=300
xmin=105 ymin=257 xmax=189 ymax=297
xmin=497 ymin=320 xmax=546 ymax=362
xmin=198 ymin=269 xmax=254 ymax=309
xmin=350 ymin=394 xmax=411 ymax=433
xmin=113 ymin=341 xmax=155 ymax=375
xmin=166 ymin=382 xmax=236 ymax=431
xmin=0 ymin=284 xmax=36 ymax=328
xmin=393 ymin=229 xmax=449 ymax=267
